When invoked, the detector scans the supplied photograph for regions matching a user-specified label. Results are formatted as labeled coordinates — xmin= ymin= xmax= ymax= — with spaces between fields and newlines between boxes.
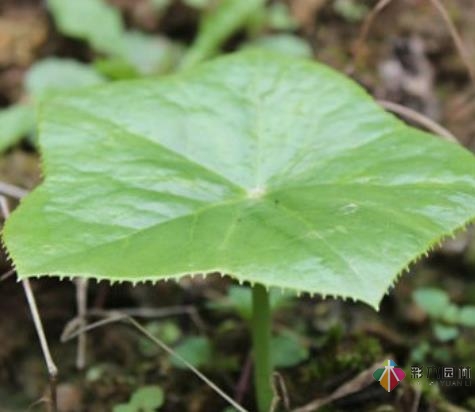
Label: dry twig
xmin=0 ymin=268 xmax=16 ymax=282
xmin=378 ymin=100 xmax=458 ymax=142
xmin=352 ymin=0 xmax=474 ymax=84
xmin=0 ymin=196 xmax=58 ymax=412
xmin=75 ymin=278 xmax=88 ymax=370
xmin=291 ymin=359 xmax=386 ymax=412
xmin=0 ymin=181 xmax=29 ymax=199
xmin=351 ymin=0 xmax=394 ymax=71
xmin=62 ymin=311 xmax=249 ymax=412
xmin=235 ymin=352 xmax=252 ymax=404
xmin=271 ymin=372 xmax=290 ymax=412
xmin=428 ymin=0 xmax=475 ymax=83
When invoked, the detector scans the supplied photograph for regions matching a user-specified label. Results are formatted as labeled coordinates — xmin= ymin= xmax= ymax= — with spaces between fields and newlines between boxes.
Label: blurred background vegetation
xmin=0 ymin=0 xmax=474 ymax=411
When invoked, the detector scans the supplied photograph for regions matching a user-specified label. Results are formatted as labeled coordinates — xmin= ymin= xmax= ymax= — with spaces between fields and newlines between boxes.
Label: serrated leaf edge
xmin=2 ymin=215 xmax=473 ymax=310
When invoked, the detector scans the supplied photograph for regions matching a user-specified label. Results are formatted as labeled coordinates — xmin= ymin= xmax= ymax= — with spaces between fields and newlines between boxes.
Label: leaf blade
xmin=4 ymin=52 xmax=475 ymax=308
xmin=0 ymin=104 xmax=35 ymax=151
xmin=47 ymin=0 xmax=124 ymax=56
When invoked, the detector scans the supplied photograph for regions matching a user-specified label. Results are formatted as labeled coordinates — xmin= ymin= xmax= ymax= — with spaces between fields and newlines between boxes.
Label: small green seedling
xmin=113 ymin=385 xmax=165 ymax=412
xmin=139 ymin=321 xmax=182 ymax=357
xmin=4 ymin=51 xmax=475 ymax=411
xmin=181 ymin=0 xmax=265 ymax=68
xmin=211 ymin=286 xmax=309 ymax=368
xmin=47 ymin=0 xmax=181 ymax=77
xmin=171 ymin=336 xmax=213 ymax=369
xmin=270 ymin=331 xmax=309 ymax=369
xmin=413 ymin=287 xmax=475 ymax=342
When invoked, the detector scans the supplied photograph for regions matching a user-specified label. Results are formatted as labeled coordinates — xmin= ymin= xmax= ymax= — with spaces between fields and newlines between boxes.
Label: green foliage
xmin=26 ymin=58 xmax=106 ymax=99
xmin=266 ymin=2 xmax=298 ymax=31
xmin=414 ymin=287 xmax=475 ymax=327
xmin=413 ymin=288 xmax=450 ymax=318
xmin=0 ymin=58 xmax=106 ymax=152
xmin=113 ymin=385 xmax=165 ymax=412
xmin=171 ymin=337 xmax=212 ymax=369
xmin=433 ymin=323 xmax=459 ymax=342
xmin=145 ymin=323 xmax=282 ymax=378
xmin=4 ymin=51 xmax=475 ymax=308
xmin=181 ymin=0 xmax=266 ymax=68
xmin=0 ymin=0 xmax=180 ymax=151
xmin=0 ymin=105 xmax=34 ymax=151
xmin=140 ymin=321 xmax=182 ymax=356
xmin=413 ymin=287 xmax=475 ymax=343
xmin=410 ymin=341 xmax=430 ymax=363
xmin=440 ymin=303 xmax=459 ymax=324
xmin=458 ymin=306 xmax=475 ymax=327
xmin=48 ymin=0 xmax=124 ymax=56
xmin=93 ymin=59 xmax=139 ymax=81
xmin=271 ymin=331 xmax=309 ymax=368
xmin=333 ymin=0 xmax=369 ymax=22
xmin=47 ymin=0 xmax=180 ymax=77
xmin=116 ymin=32 xmax=182 ymax=76
xmin=150 ymin=0 xmax=172 ymax=12
xmin=183 ymin=0 xmax=211 ymax=9
xmin=210 ymin=286 xmax=290 ymax=321
xmin=95 ymin=32 xmax=182 ymax=79
xmin=467 ymin=398 xmax=475 ymax=411
xmin=243 ymin=34 xmax=313 ymax=58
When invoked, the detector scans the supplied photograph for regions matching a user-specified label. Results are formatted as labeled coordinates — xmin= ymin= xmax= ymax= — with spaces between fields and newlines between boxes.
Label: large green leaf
xmin=4 ymin=52 xmax=475 ymax=308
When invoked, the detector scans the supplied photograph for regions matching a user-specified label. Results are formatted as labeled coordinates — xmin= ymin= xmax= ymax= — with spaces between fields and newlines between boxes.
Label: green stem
xmin=251 ymin=284 xmax=273 ymax=412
